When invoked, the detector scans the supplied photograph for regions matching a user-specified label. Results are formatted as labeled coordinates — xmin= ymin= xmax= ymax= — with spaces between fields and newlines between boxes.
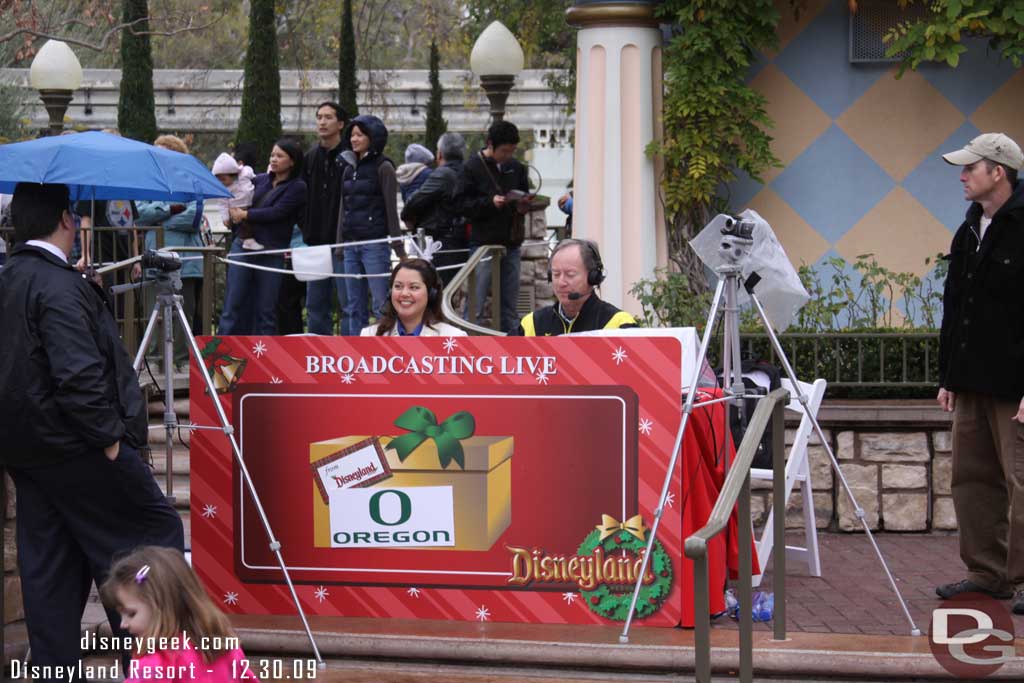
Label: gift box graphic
xmin=310 ymin=406 xmax=513 ymax=551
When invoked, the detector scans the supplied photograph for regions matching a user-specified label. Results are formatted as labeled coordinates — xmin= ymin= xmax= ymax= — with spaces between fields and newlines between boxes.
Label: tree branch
xmin=0 ymin=13 xmax=224 ymax=52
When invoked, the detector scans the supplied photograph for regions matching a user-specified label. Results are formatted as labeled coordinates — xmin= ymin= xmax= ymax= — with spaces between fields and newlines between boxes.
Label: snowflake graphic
xmin=639 ymin=418 xmax=654 ymax=436
xmin=314 ymin=586 xmax=329 ymax=603
xmin=223 ymin=592 xmax=239 ymax=606
xmin=561 ymin=592 xmax=578 ymax=604
xmin=442 ymin=337 xmax=458 ymax=353
xmin=340 ymin=373 xmax=355 ymax=384
xmin=251 ymin=341 xmax=267 ymax=358
xmin=474 ymin=605 xmax=491 ymax=622
xmin=406 ymin=587 xmax=421 ymax=598
xmin=201 ymin=504 xmax=217 ymax=519
xmin=612 ymin=347 xmax=628 ymax=365
xmin=665 ymin=491 xmax=676 ymax=508
xmin=270 ymin=376 xmax=283 ymax=384
xmin=535 ymin=372 xmax=550 ymax=385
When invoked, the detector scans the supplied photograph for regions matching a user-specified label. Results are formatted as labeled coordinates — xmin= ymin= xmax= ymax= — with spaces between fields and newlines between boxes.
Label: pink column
xmin=567 ymin=3 xmax=666 ymax=312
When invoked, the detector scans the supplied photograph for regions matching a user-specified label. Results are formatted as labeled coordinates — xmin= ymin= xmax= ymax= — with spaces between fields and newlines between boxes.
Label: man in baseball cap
xmin=935 ymin=132 xmax=1024 ymax=614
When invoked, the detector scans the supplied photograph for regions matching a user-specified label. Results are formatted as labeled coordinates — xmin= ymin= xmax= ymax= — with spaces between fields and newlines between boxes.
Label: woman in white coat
xmin=361 ymin=258 xmax=467 ymax=337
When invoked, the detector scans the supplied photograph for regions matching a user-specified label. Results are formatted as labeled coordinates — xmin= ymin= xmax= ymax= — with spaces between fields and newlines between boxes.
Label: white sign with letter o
xmin=329 ymin=486 xmax=456 ymax=548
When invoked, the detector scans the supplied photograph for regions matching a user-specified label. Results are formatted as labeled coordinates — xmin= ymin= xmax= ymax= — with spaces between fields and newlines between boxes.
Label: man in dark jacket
xmin=0 ymin=183 xmax=183 ymax=669
xmin=401 ymin=132 xmax=469 ymax=287
xmin=301 ymin=101 xmax=349 ymax=335
xmin=934 ymin=133 xmax=1024 ymax=614
xmin=462 ymin=120 xmax=530 ymax=333
xmin=514 ymin=238 xmax=636 ymax=336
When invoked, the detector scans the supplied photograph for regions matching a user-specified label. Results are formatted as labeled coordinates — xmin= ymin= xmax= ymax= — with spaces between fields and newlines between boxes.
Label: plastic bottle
xmin=723 ymin=589 xmax=774 ymax=622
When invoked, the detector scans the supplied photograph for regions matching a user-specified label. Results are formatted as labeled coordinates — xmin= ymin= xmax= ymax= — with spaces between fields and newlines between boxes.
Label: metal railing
xmin=686 ymin=388 xmax=789 ymax=683
xmin=710 ymin=332 xmax=940 ymax=387
xmin=441 ymin=244 xmax=506 ymax=336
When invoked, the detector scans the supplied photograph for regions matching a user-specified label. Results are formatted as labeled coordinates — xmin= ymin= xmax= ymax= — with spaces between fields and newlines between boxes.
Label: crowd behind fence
xmin=1 ymin=223 xmax=941 ymax=391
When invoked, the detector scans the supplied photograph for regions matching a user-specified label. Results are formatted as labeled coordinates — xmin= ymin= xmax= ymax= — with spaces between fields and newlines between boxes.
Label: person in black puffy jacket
xmin=0 ymin=182 xmax=183 ymax=670
xmin=339 ymin=115 xmax=406 ymax=335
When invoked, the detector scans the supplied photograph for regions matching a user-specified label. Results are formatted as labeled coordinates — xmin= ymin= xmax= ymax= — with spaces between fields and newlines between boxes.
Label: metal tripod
xmin=128 ymin=269 xmax=326 ymax=668
xmin=618 ymin=262 xmax=922 ymax=643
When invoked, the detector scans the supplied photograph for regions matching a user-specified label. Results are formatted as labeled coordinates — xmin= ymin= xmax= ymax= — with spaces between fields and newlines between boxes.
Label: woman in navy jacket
xmin=219 ymin=138 xmax=307 ymax=335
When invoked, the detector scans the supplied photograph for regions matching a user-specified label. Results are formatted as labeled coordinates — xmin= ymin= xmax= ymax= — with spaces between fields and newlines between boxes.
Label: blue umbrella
xmin=0 ymin=131 xmax=231 ymax=201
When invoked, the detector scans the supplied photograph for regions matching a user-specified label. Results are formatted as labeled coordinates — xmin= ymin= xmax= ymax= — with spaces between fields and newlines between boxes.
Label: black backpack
xmin=716 ymin=360 xmax=783 ymax=469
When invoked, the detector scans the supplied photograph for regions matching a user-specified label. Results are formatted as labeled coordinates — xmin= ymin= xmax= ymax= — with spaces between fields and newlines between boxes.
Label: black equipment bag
xmin=716 ymin=360 xmax=783 ymax=469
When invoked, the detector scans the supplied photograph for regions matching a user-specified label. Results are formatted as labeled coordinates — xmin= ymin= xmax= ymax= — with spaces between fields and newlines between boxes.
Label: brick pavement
xmin=716 ymin=531 xmax=1024 ymax=636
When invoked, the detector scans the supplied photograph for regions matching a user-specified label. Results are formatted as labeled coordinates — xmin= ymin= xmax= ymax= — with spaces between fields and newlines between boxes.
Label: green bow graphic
xmin=386 ymin=406 xmax=476 ymax=469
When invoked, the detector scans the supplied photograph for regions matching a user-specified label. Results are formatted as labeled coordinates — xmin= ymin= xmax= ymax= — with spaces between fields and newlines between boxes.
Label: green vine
xmin=651 ymin=0 xmax=781 ymax=279
xmin=885 ymin=0 xmax=1024 ymax=73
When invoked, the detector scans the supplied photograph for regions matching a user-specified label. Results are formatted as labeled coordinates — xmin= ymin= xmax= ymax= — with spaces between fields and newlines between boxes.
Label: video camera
xmin=719 ymin=216 xmax=756 ymax=265
xmin=141 ymin=249 xmax=182 ymax=272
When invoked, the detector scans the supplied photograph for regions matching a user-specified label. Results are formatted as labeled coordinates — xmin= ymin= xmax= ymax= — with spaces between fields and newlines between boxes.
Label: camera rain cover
xmin=689 ymin=210 xmax=809 ymax=332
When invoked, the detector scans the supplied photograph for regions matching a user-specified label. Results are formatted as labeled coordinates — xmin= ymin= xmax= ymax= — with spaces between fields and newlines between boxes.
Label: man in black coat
xmin=299 ymin=101 xmax=349 ymax=335
xmin=934 ymin=133 xmax=1024 ymax=614
xmin=0 ymin=183 xmax=183 ymax=671
xmin=461 ymin=120 xmax=530 ymax=333
xmin=401 ymin=131 xmax=469 ymax=287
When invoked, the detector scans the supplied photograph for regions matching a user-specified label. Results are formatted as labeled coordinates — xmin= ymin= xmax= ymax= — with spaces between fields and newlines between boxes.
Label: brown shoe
xmin=936 ymin=579 xmax=1013 ymax=600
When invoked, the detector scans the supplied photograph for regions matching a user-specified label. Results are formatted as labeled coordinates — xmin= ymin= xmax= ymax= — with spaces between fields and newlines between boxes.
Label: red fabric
xmin=678 ymin=388 xmax=759 ymax=627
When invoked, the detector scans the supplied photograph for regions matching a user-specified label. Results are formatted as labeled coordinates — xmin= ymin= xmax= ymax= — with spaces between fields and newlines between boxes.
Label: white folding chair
xmin=750 ymin=377 xmax=826 ymax=587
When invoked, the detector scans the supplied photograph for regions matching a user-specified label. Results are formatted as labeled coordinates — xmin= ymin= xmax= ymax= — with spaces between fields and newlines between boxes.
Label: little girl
xmin=212 ymin=152 xmax=260 ymax=250
xmin=101 ymin=546 xmax=259 ymax=682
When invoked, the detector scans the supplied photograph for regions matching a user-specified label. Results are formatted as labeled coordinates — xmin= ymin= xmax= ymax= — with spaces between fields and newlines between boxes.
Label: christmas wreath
xmin=576 ymin=525 xmax=673 ymax=621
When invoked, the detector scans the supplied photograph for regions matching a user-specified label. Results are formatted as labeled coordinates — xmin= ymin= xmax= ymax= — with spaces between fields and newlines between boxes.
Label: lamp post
xmin=29 ymin=40 xmax=83 ymax=135
xmin=470 ymin=21 xmax=525 ymax=123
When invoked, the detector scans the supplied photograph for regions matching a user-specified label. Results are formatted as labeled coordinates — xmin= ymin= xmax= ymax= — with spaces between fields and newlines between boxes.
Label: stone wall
xmin=749 ymin=405 xmax=956 ymax=533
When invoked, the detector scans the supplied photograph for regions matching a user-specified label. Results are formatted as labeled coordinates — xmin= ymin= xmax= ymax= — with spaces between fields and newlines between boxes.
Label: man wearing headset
xmin=515 ymin=238 xmax=637 ymax=336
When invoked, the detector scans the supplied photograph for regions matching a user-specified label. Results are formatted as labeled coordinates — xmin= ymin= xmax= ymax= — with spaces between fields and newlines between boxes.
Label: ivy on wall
xmin=885 ymin=0 xmax=1024 ymax=71
xmin=651 ymin=0 xmax=781 ymax=284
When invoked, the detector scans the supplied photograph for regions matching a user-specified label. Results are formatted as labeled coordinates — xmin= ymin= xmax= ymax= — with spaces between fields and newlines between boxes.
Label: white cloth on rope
xmin=290 ymin=245 xmax=333 ymax=282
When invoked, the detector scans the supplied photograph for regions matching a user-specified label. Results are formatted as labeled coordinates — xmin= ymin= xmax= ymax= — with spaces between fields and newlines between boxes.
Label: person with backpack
xmin=401 ymin=132 xmax=469 ymax=287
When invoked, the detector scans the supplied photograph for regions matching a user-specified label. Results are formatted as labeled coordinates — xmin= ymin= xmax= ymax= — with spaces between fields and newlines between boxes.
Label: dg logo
xmin=929 ymin=593 xmax=1016 ymax=678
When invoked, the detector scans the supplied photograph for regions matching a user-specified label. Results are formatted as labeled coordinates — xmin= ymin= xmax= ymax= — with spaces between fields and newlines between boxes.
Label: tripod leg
xmin=171 ymin=299 xmax=326 ymax=666
xmin=134 ymin=304 xmax=160 ymax=372
xmin=747 ymin=292 xmax=921 ymax=636
xmin=620 ymin=278 xmax=726 ymax=643
xmin=162 ymin=294 xmax=177 ymax=503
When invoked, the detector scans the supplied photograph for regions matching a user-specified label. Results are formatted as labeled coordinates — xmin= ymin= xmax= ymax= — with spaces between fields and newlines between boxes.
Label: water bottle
xmin=725 ymin=588 xmax=739 ymax=619
xmin=723 ymin=589 xmax=774 ymax=622
xmin=752 ymin=591 xmax=774 ymax=622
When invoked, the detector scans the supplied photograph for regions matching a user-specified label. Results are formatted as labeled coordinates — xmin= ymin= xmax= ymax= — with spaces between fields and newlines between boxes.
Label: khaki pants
xmin=951 ymin=391 xmax=1024 ymax=591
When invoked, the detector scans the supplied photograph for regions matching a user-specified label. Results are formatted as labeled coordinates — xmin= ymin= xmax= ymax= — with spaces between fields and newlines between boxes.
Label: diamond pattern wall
xmin=735 ymin=0 xmax=1024 ymax=322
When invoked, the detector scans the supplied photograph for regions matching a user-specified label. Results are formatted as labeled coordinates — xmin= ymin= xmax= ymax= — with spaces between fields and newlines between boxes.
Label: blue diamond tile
xmin=726 ymin=168 xmax=765 ymax=212
xmin=902 ymin=121 xmax=980 ymax=230
xmin=916 ymin=37 xmax=1018 ymax=115
xmin=774 ymin=0 xmax=888 ymax=118
xmin=772 ymin=125 xmax=894 ymax=243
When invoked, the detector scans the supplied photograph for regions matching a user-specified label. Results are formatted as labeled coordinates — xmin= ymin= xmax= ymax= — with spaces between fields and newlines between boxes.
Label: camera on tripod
xmin=722 ymin=216 xmax=755 ymax=240
xmin=719 ymin=216 xmax=756 ymax=265
xmin=141 ymin=249 xmax=183 ymax=272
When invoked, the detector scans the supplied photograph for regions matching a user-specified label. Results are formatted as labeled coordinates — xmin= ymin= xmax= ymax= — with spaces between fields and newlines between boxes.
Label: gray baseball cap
xmin=943 ymin=132 xmax=1023 ymax=170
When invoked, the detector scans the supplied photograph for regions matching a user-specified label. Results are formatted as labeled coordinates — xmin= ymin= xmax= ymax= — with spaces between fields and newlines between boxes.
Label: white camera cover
xmin=689 ymin=210 xmax=809 ymax=331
